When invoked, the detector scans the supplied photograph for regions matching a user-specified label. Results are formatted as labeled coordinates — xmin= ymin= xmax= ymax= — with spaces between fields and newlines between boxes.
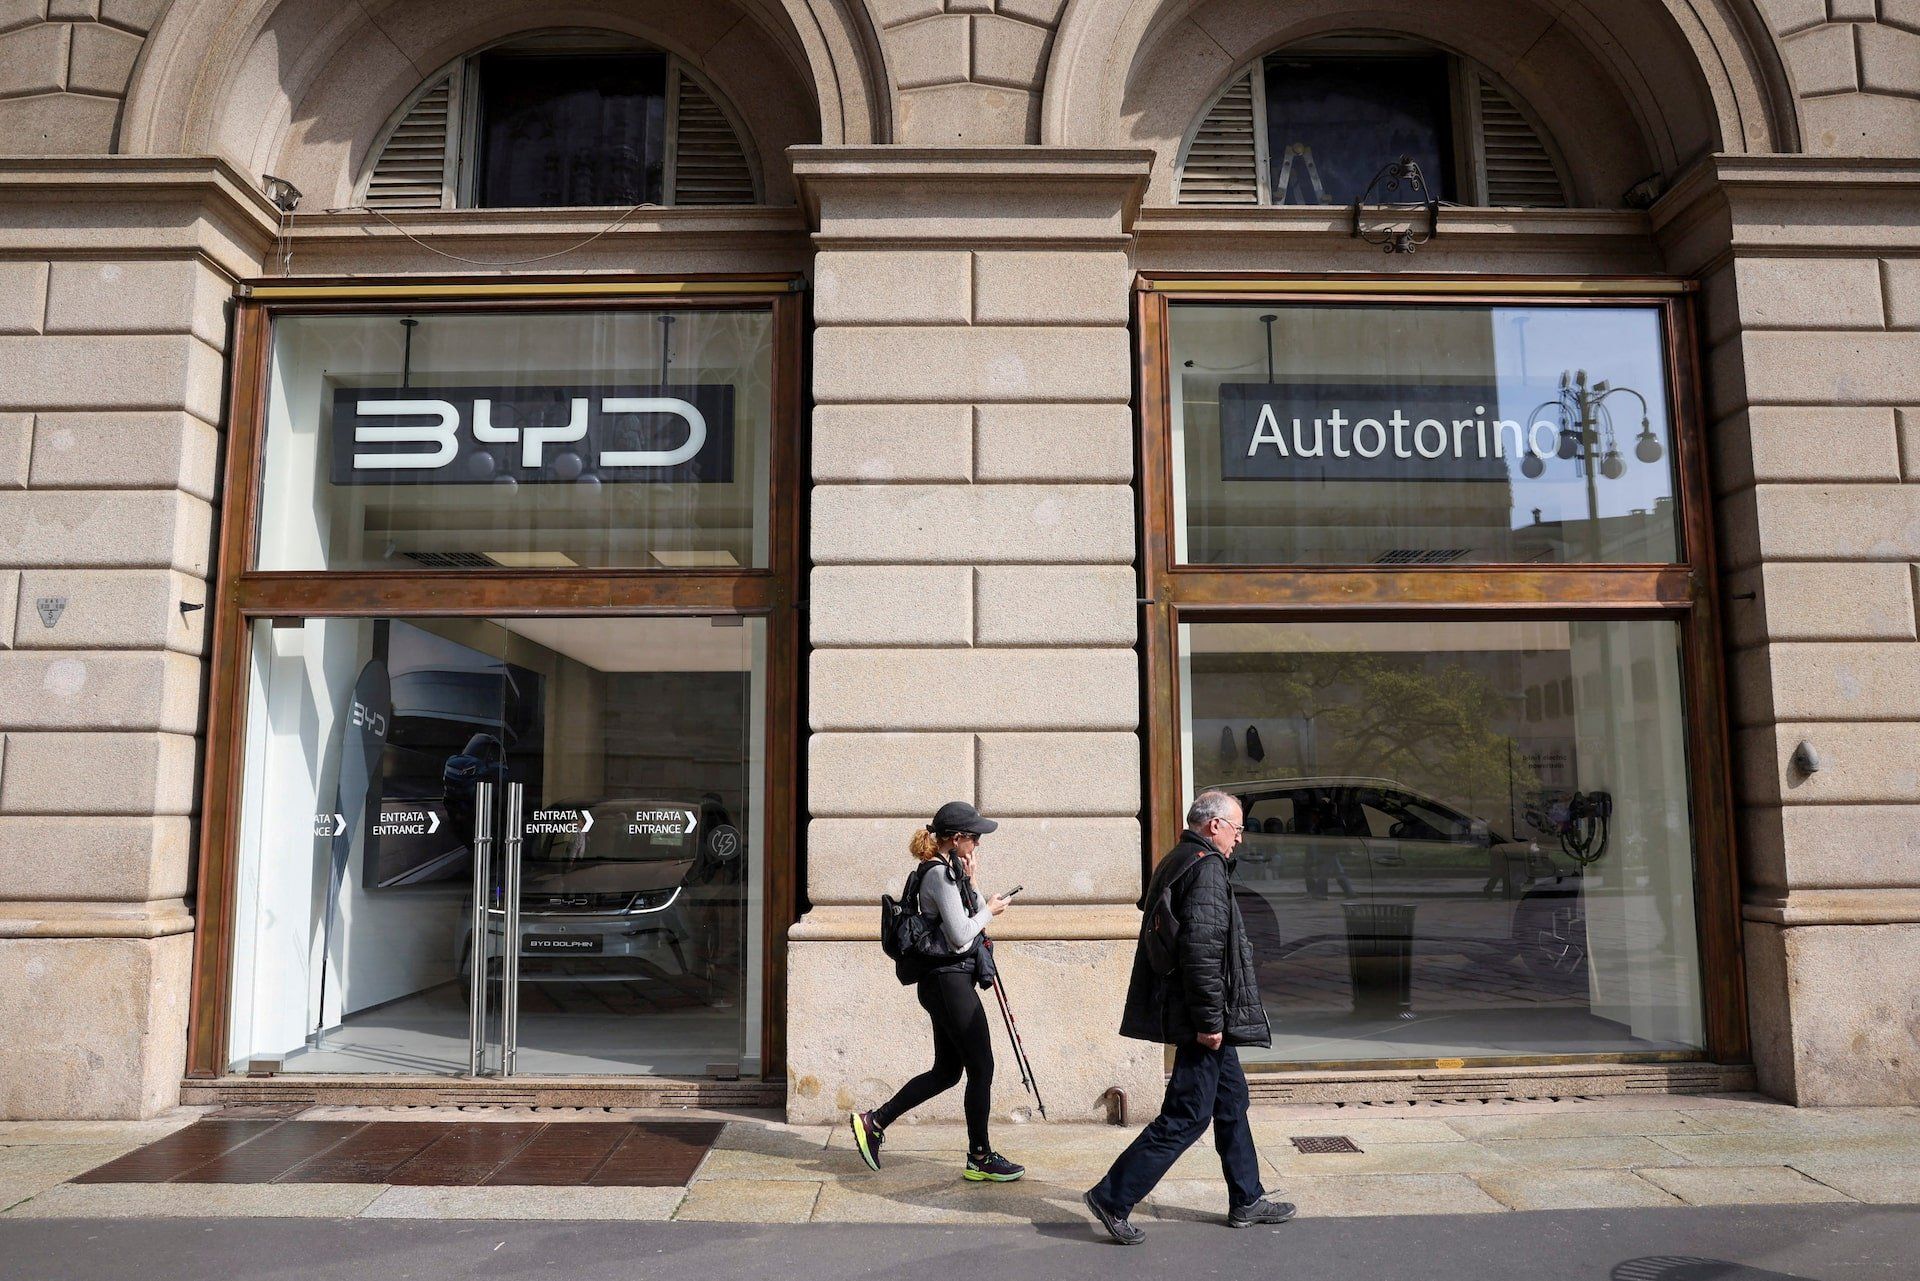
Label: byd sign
xmin=329 ymin=383 xmax=734 ymax=485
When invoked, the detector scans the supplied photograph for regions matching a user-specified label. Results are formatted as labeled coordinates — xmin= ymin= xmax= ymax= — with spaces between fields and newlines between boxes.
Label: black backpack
xmin=880 ymin=860 xmax=945 ymax=984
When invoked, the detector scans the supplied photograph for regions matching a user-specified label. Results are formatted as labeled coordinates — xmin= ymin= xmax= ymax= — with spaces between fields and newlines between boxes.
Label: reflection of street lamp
xmin=1523 ymin=370 xmax=1660 ymax=556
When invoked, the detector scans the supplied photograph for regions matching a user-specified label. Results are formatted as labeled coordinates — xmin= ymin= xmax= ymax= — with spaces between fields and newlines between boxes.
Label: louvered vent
xmin=670 ymin=71 xmax=755 ymax=205
xmin=1475 ymin=75 xmax=1567 ymax=207
xmin=365 ymin=75 xmax=454 ymax=210
xmin=1177 ymin=72 xmax=1261 ymax=205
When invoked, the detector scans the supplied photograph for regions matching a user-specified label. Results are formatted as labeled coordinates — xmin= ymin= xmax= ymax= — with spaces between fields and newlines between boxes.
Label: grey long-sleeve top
xmin=920 ymin=861 xmax=993 ymax=954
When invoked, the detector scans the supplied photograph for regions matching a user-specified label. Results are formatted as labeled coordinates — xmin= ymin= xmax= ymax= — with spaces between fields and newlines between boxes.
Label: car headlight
xmin=625 ymin=885 xmax=683 ymax=914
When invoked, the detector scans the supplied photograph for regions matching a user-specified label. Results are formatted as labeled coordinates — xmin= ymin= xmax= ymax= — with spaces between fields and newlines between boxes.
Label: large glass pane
xmin=1170 ymin=303 xmax=1679 ymax=564
xmin=1264 ymin=54 xmax=1455 ymax=205
xmin=225 ymin=614 xmax=766 ymax=1077
xmin=475 ymin=52 xmax=668 ymax=208
xmin=258 ymin=309 xmax=774 ymax=571
xmin=1178 ymin=619 xmax=1704 ymax=1063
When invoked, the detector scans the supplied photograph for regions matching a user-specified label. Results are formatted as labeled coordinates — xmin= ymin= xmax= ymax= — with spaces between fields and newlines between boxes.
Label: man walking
xmin=1083 ymin=790 xmax=1296 ymax=1244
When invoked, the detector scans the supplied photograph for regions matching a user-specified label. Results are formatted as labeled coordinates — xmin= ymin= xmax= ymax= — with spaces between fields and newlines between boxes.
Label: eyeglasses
xmin=1212 ymin=819 xmax=1245 ymax=833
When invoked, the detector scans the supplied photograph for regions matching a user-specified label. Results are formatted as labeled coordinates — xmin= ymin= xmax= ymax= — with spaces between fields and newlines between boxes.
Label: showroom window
xmin=1176 ymin=37 xmax=1572 ymax=207
xmin=191 ymin=282 xmax=803 ymax=1083
xmin=356 ymin=33 xmax=759 ymax=210
xmin=1139 ymin=280 xmax=1743 ymax=1069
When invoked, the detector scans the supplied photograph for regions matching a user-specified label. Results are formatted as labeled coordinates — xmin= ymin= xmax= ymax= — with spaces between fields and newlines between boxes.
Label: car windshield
xmin=524 ymin=801 xmax=699 ymax=866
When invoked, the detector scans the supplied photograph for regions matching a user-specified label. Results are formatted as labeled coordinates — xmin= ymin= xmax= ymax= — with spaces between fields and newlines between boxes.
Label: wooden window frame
xmin=185 ymin=277 xmax=806 ymax=1080
xmin=1135 ymin=275 xmax=1748 ymax=1068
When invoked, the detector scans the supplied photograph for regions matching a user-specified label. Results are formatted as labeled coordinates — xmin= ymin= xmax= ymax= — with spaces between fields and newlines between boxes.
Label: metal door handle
xmin=468 ymin=780 xmax=493 ymax=1077
xmin=502 ymin=781 xmax=524 ymax=1076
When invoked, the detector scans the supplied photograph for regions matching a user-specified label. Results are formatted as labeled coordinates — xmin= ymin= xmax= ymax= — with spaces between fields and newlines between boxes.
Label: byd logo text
xmin=352 ymin=396 xmax=707 ymax=472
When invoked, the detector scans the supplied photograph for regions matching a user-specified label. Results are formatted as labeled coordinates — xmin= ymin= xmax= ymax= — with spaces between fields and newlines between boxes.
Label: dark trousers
xmin=1092 ymin=1042 xmax=1264 ymax=1216
xmin=871 ymin=969 xmax=994 ymax=1154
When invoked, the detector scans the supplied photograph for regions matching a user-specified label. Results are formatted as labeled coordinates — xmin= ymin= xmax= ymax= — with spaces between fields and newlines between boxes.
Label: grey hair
xmin=1186 ymin=790 xmax=1241 ymax=829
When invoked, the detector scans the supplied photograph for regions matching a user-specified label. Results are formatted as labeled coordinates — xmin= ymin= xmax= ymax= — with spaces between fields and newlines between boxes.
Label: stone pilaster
xmin=1656 ymin=156 xmax=1920 ymax=1104
xmin=0 ymin=158 xmax=273 ymax=1117
xmin=786 ymin=148 xmax=1161 ymax=1123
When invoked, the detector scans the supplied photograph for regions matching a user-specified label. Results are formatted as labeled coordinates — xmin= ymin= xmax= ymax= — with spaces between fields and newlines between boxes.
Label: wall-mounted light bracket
xmin=1351 ymin=156 xmax=1439 ymax=254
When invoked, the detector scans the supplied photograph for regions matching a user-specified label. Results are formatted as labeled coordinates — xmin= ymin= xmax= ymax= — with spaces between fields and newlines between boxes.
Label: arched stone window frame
xmin=354 ymin=31 xmax=765 ymax=211
xmin=1173 ymin=37 xmax=1576 ymax=209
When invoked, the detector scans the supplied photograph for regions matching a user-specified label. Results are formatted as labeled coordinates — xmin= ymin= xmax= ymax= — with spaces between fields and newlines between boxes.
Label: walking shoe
xmin=849 ymin=1111 xmax=884 ymax=1172
xmin=1082 ymin=1188 xmax=1146 ymax=1245
xmin=1228 ymin=1197 xmax=1297 ymax=1228
xmin=963 ymin=1150 xmax=1025 ymax=1182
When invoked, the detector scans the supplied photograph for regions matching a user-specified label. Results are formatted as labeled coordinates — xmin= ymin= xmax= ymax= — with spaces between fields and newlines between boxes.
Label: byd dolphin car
xmin=461 ymin=796 xmax=741 ymax=993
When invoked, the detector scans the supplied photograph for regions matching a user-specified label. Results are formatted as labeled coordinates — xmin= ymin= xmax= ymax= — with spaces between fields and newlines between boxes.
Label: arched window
xmin=1177 ymin=36 xmax=1569 ymax=208
xmin=357 ymin=32 xmax=760 ymax=210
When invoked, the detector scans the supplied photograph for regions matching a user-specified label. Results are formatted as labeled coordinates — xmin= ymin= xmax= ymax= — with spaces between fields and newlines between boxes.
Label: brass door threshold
xmin=180 ymin=1075 xmax=783 ymax=1110
xmin=1240 ymin=1060 xmax=1755 ymax=1105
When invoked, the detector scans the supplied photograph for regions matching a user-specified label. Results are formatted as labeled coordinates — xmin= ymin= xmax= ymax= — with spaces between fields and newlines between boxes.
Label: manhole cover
xmin=1291 ymin=1135 xmax=1363 ymax=1154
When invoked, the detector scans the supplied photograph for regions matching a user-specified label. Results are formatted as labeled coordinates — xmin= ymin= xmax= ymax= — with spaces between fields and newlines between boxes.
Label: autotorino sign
xmin=329 ymin=383 xmax=734 ymax=485
xmin=1219 ymin=381 xmax=1548 ymax=483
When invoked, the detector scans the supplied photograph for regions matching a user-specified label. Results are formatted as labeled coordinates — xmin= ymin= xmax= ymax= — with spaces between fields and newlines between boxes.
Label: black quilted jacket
xmin=1118 ymin=832 xmax=1273 ymax=1048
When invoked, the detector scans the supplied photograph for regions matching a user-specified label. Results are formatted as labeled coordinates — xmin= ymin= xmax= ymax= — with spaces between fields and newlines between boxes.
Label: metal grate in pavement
xmin=1291 ymin=1135 xmax=1364 ymax=1154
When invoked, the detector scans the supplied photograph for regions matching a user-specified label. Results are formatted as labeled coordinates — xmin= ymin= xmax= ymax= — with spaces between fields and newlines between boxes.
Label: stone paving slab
xmin=1674 ymin=1106 xmax=1920 ymax=1136
xmin=1440 ymin=1110 xmax=1720 ymax=1140
xmin=1470 ymin=1168 xmax=1683 ymax=1210
xmin=1476 ymin=1136 xmax=1681 ymax=1169
xmin=0 ymin=1143 xmax=140 ymax=1184
xmin=1264 ymin=1139 xmax=1521 ymax=1177
xmin=7 ymin=1181 xmax=384 ymax=1218
xmin=1646 ymin=1131 xmax=1920 ymax=1167
xmin=0 ymin=1116 xmax=202 ymax=1146
xmin=1146 ymin=1171 xmax=1512 ymax=1221
xmin=1786 ymin=1162 xmax=1920 ymax=1204
xmin=675 ymin=1178 xmax=822 ymax=1222
xmin=1248 ymin=1116 xmax=1468 ymax=1144
xmin=1637 ymin=1165 xmax=1855 ymax=1206
xmin=361 ymin=1185 xmax=686 ymax=1220
xmin=810 ymin=1171 xmax=1089 ymax=1224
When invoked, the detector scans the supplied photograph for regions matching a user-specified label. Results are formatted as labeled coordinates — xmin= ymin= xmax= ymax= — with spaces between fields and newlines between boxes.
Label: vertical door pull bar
xmin=468 ymin=780 xmax=493 ymax=1077
xmin=502 ymin=781 xmax=524 ymax=1077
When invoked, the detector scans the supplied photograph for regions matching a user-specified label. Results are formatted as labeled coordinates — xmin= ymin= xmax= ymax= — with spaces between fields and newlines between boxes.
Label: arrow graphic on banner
xmin=427 ymin=812 xmax=441 ymax=835
xmin=328 ymin=813 xmax=346 ymax=836
xmin=581 ymin=810 xmax=594 ymax=833
xmin=682 ymin=810 xmax=697 ymax=834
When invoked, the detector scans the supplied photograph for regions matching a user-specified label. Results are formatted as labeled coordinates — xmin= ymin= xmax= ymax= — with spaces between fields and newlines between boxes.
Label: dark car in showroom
xmin=463 ymin=796 xmax=743 ymax=999
xmin=1213 ymin=776 xmax=1591 ymax=1003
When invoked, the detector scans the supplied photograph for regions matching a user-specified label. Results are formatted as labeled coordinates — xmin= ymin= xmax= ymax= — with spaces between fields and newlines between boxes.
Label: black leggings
xmin=872 ymin=969 xmax=995 ymax=1154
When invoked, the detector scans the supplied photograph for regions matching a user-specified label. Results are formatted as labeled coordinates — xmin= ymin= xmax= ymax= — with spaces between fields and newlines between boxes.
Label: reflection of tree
xmin=1196 ymin=652 xmax=1538 ymax=811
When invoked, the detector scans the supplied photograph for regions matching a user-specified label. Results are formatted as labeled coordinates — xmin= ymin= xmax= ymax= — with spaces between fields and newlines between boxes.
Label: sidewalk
xmin=4 ymin=1093 xmax=1919 ymax=1225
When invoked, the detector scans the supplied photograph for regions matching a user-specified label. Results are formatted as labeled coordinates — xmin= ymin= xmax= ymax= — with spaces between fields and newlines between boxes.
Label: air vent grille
xmin=1177 ymin=72 xmax=1261 ymax=205
xmin=401 ymin=551 xmax=495 ymax=569
xmin=364 ymin=76 xmax=454 ymax=210
xmin=670 ymin=71 xmax=756 ymax=205
xmin=1475 ymin=75 xmax=1567 ymax=207
xmin=1375 ymin=548 xmax=1471 ymax=565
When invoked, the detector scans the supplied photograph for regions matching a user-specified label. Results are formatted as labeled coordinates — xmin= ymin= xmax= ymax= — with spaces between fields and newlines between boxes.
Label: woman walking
xmin=849 ymin=801 xmax=1024 ymax=1182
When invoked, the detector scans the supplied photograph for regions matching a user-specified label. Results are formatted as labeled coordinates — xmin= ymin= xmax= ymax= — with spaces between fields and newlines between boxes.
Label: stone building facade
xmin=0 ymin=0 xmax=1916 ymax=1121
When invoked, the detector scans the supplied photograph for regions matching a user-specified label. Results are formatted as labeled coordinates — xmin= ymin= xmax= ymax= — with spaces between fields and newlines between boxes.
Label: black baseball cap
xmin=929 ymin=800 xmax=998 ymax=836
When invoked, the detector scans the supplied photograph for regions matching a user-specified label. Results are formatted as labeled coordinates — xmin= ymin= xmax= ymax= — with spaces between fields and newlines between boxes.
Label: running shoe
xmin=1228 ymin=1197 xmax=1297 ymax=1228
xmin=1082 ymin=1188 xmax=1146 ymax=1245
xmin=963 ymin=1150 xmax=1025 ymax=1182
xmin=849 ymin=1110 xmax=885 ymax=1172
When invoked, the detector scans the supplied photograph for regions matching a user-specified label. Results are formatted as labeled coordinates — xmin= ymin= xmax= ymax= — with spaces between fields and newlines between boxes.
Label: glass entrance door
xmin=226 ymin=614 xmax=766 ymax=1079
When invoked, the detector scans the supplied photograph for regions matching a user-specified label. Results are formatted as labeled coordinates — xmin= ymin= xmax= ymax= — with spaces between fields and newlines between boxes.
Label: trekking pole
xmin=986 ymin=943 xmax=1047 ymax=1119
